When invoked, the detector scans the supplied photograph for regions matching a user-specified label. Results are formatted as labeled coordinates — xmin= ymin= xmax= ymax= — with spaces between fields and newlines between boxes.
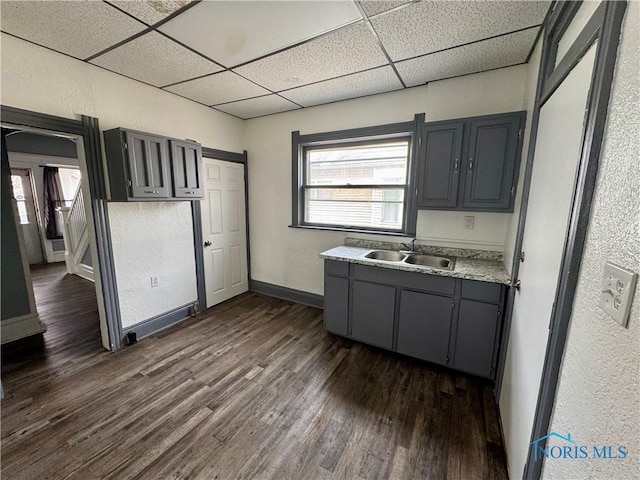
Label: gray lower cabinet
xmin=351 ymin=280 xmax=395 ymax=349
xmin=397 ymin=290 xmax=454 ymax=366
xmin=453 ymin=299 xmax=500 ymax=378
xmin=323 ymin=260 xmax=506 ymax=380
xmin=324 ymin=275 xmax=349 ymax=336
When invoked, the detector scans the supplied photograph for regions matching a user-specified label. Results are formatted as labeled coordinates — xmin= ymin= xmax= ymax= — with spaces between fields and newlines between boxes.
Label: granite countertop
xmin=320 ymin=246 xmax=512 ymax=285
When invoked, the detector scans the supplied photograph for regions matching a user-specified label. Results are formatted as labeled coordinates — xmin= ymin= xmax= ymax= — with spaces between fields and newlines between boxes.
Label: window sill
xmin=288 ymin=224 xmax=414 ymax=236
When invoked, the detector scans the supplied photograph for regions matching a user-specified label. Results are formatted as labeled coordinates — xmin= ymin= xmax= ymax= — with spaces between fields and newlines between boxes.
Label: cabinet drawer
xmin=461 ymin=280 xmax=502 ymax=303
xmin=353 ymin=264 xmax=455 ymax=295
xmin=325 ymin=259 xmax=350 ymax=277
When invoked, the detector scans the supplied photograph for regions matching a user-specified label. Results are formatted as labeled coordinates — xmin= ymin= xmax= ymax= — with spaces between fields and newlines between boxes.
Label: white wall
xmin=544 ymin=3 xmax=639 ymax=478
xmin=1 ymin=34 xmax=244 ymax=330
xmin=244 ymin=65 xmax=528 ymax=295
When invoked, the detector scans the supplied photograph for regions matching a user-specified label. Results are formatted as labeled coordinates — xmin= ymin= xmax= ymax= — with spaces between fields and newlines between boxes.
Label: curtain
xmin=43 ymin=166 xmax=64 ymax=239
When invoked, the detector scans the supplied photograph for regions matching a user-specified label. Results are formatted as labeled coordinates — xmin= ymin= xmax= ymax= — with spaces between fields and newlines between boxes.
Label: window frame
xmin=291 ymin=116 xmax=422 ymax=235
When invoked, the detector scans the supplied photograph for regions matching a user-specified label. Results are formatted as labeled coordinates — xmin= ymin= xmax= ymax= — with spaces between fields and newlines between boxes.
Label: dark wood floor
xmin=1 ymin=265 xmax=508 ymax=480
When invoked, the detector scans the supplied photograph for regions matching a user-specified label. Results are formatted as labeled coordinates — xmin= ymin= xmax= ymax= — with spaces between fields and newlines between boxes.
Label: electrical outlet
xmin=150 ymin=276 xmax=160 ymax=288
xmin=464 ymin=216 xmax=475 ymax=230
xmin=599 ymin=262 xmax=637 ymax=328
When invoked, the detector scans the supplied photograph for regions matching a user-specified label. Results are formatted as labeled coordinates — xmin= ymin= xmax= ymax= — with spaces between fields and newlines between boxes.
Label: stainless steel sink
xmin=365 ymin=250 xmax=406 ymax=262
xmin=404 ymin=254 xmax=455 ymax=270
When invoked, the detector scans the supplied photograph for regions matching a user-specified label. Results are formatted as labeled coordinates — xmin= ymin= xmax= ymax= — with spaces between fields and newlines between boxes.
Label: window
xmin=10 ymin=174 xmax=30 ymax=224
xmin=292 ymin=121 xmax=418 ymax=234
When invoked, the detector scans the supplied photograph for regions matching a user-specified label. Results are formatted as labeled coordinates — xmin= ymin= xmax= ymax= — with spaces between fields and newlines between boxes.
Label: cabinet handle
xmin=469 ymin=157 xmax=474 ymax=171
xmin=454 ymin=158 xmax=459 ymax=173
xmin=184 ymin=191 xmax=193 ymax=194
xmin=144 ymin=190 xmax=159 ymax=194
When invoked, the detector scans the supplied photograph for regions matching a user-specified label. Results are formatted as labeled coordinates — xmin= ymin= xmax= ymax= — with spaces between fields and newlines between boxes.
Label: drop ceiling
xmin=0 ymin=0 xmax=551 ymax=120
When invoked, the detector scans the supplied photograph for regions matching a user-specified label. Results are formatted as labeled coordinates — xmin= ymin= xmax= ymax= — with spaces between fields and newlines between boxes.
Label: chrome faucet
xmin=400 ymin=237 xmax=418 ymax=253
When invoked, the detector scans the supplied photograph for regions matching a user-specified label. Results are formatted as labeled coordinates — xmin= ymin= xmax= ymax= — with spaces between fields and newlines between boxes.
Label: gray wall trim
xmin=1 ymin=105 xmax=84 ymax=136
xmin=522 ymin=1 xmax=628 ymax=478
xmin=405 ymin=113 xmax=424 ymax=235
xmin=201 ymin=147 xmax=246 ymax=164
xmin=191 ymin=200 xmax=206 ymax=313
xmin=121 ymin=302 xmax=195 ymax=342
xmin=297 ymin=121 xmax=415 ymax=145
xmin=251 ymin=280 xmax=324 ymax=309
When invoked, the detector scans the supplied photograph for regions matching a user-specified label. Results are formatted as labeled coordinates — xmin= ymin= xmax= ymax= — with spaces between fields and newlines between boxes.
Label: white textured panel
xmin=397 ymin=28 xmax=538 ymax=87
xmin=210 ymin=248 xmax=225 ymax=292
xmin=90 ymin=31 xmax=221 ymax=87
xmin=556 ymin=0 xmax=602 ymax=66
xmin=165 ymin=71 xmax=270 ymax=105
xmin=207 ymin=165 xmax=221 ymax=181
xmin=108 ymin=202 xmax=197 ymax=328
xmin=234 ymin=22 xmax=387 ymax=91
xmin=230 ymin=245 xmax=242 ymax=286
xmin=158 ymin=1 xmax=361 ymax=67
xmin=359 ymin=0 xmax=412 ymax=17
xmin=227 ymin=190 xmax=240 ymax=233
xmin=280 ymin=66 xmax=402 ymax=107
xmin=208 ymin=189 xmax=223 ymax=235
xmin=545 ymin=4 xmax=640 ymax=479
xmin=0 ymin=0 xmax=146 ymax=59
xmin=215 ymin=95 xmax=300 ymax=119
xmin=109 ymin=0 xmax=193 ymax=26
xmin=371 ymin=0 xmax=550 ymax=60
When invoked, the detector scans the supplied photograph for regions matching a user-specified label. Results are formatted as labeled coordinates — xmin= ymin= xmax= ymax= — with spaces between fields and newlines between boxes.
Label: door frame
xmin=490 ymin=1 xmax=627 ymax=478
xmin=195 ymin=147 xmax=250 ymax=310
xmin=1 ymin=105 xmax=123 ymax=351
xmin=9 ymin=166 xmax=47 ymax=264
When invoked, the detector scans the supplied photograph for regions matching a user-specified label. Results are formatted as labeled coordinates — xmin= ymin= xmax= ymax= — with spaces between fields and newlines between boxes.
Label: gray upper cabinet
xmin=417 ymin=111 xmax=525 ymax=212
xmin=170 ymin=140 xmax=203 ymax=199
xmin=462 ymin=115 xmax=522 ymax=211
xmin=416 ymin=121 xmax=464 ymax=208
xmin=104 ymin=128 xmax=170 ymax=201
xmin=104 ymin=128 xmax=203 ymax=202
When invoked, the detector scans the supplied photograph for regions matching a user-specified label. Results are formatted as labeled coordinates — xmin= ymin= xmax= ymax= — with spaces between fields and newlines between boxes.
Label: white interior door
xmin=500 ymin=45 xmax=598 ymax=477
xmin=201 ymin=158 xmax=248 ymax=308
xmin=10 ymin=168 xmax=44 ymax=265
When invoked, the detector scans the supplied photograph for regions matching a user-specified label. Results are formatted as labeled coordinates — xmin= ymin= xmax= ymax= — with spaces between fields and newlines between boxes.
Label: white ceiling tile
xmin=158 ymin=1 xmax=362 ymax=67
xmin=234 ymin=22 xmax=388 ymax=92
xmin=359 ymin=0 xmax=413 ymax=17
xmin=90 ymin=31 xmax=221 ymax=87
xmin=371 ymin=0 xmax=550 ymax=61
xmin=215 ymin=95 xmax=301 ymax=119
xmin=165 ymin=71 xmax=271 ymax=105
xmin=0 ymin=0 xmax=146 ymax=59
xmin=280 ymin=67 xmax=402 ymax=107
xmin=396 ymin=28 xmax=539 ymax=87
xmin=109 ymin=0 xmax=193 ymax=26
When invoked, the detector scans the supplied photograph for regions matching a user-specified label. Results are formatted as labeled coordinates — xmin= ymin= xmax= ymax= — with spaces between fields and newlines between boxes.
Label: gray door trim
xmin=199 ymin=147 xmax=251 ymax=309
xmin=0 ymin=105 xmax=124 ymax=350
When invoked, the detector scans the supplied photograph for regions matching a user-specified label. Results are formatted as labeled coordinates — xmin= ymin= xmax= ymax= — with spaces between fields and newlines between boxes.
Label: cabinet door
xmin=397 ymin=290 xmax=453 ymax=366
xmin=324 ymin=275 xmax=349 ymax=336
xmin=171 ymin=140 xmax=203 ymax=198
xmin=462 ymin=114 xmax=522 ymax=211
xmin=417 ymin=122 xmax=464 ymax=208
xmin=351 ymin=281 xmax=395 ymax=349
xmin=453 ymin=299 xmax=500 ymax=378
xmin=126 ymin=132 xmax=170 ymax=198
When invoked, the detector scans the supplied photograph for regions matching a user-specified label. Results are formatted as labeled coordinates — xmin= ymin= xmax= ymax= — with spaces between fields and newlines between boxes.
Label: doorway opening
xmin=2 ymin=126 xmax=104 ymax=362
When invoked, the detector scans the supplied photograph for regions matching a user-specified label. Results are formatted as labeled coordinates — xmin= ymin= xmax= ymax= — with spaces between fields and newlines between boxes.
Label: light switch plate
xmin=599 ymin=262 xmax=637 ymax=328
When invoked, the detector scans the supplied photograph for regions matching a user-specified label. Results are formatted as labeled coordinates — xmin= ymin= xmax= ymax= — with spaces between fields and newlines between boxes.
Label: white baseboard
xmin=75 ymin=264 xmax=95 ymax=283
xmin=1 ymin=312 xmax=46 ymax=344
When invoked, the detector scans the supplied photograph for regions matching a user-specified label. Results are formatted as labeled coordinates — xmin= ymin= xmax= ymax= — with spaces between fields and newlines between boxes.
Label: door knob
xmin=204 ymin=241 xmax=211 ymax=247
